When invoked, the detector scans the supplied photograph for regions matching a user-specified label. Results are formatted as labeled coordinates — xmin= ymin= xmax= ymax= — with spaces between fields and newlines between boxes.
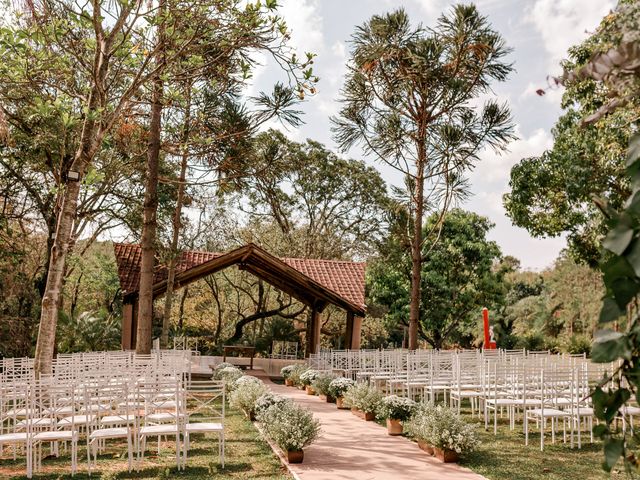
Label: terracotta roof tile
xmin=114 ymin=244 xmax=366 ymax=310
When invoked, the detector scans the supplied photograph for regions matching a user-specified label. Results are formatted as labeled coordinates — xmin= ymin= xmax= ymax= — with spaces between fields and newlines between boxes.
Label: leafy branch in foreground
xmin=558 ymin=0 xmax=640 ymax=473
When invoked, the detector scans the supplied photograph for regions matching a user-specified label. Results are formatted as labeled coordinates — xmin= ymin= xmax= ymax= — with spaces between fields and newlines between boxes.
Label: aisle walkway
xmin=251 ymin=370 xmax=486 ymax=480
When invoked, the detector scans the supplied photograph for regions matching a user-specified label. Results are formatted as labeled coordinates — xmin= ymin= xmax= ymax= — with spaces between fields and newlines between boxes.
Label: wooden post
xmin=345 ymin=311 xmax=354 ymax=349
xmin=306 ymin=307 xmax=321 ymax=356
xmin=351 ymin=315 xmax=363 ymax=350
xmin=122 ymin=302 xmax=133 ymax=350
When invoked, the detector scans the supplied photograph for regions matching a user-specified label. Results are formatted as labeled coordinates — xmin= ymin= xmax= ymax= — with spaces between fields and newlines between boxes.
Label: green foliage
xmin=504 ymin=4 xmax=639 ymax=266
xmin=311 ymin=373 xmax=336 ymax=397
xmin=343 ymin=382 xmax=383 ymax=414
xmin=368 ymin=209 xmax=505 ymax=348
xmin=57 ymin=310 xmax=121 ymax=353
xmin=259 ymin=401 xmax=320 ymax=452
xmin=376 ymin=395 xmax=417 ymax=422
xmin=551 ymin=0 xmax=640 ymax=472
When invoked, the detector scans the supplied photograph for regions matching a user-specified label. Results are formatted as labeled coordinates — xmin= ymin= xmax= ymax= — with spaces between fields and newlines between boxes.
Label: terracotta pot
xmin=336 ymin=397 xmax=349 ymax=409
xmin=287 ymin=449 xmax=304 ymax=463
xmin=285 ymin=379 xmax=294 ymax=386
xmin=418 ymin=440 xmax=434 ymax=455
xmin=386 ymin=418 xmax=403 ymax=436
xmin=305 ymin=385 xmax=316 ymax=395
xmin=351 ymin=408 xmax=375 ymax=421
xmin=434 ymin=447 xmax=459 ymax=463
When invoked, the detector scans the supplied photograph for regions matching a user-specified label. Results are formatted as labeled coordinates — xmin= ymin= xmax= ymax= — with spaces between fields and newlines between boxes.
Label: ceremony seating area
xmin=310 ymin=348 xmax=620 ymax=451
xmin=0 ymin=350 xmax=225 ymax=478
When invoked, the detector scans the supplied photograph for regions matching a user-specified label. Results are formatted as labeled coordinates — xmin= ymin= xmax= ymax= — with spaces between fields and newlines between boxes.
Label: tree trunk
xmin=136 ymin=21 xmax=165 ymax=354
xmin=160 ymin=86 xmax=191 ymax=348
xmin=408 ymin=146 xmax=426 ymax=350
xmin=34 ymin=50 xmax=108 ymax=375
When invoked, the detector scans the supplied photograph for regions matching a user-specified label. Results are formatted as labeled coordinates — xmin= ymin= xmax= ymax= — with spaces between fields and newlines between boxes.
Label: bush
xmin=405 ymin=404 xmax=478 ymax=455
xmin=299 ymin=369 xmax=320 ymax=387
xmin=327 ymin=377 xmax=355 ymax=399
xmin=288 ymin=364 xmax=309 ymax=386
xmin=564 ymin=334 xmax=591 ymax=355
xmin=343 ymin=382 xmax=382 ymax=414
xmin=377 ymin=395 xmax=417 ymax=421
xmin=215 ymin=366 xmax=243 ymax=392
xmin=213 ymin=362 xmax=235 ymax=375
xmin=229 ymin=377 xmax=269 ymax=415
xmin=280 ymin=365 xmax=298 ymax=379
xmin=260 ymin=401 xmax=320 ymax=452
xmin=312 ymin=373 xmax=336 ymax=396
xmin=255 ymin=393 xmax=292 ymax=418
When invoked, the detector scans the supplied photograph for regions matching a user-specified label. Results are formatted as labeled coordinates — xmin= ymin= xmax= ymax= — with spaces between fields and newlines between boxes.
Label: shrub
xmin=260 ymin=401 xmax=320 ymax=452
xmin=255 ymin=392 xmax=292 ymax=418
xmin=229 ymin=377 xmax=269 ymax=415
xmin=312 ymin=373 xmax=336 ymax=396
xmin=213 ymin=362 xmax=235 ymax=375
xmin=327 ymin=377 xmax=355 ymax=399
xmin=288 ymin=364 xmax=309 ymax=386
xmin=343 ymin=382 xmax=382 ymax=414
xmin=405 ymin=404 xmax=478 ymax=455
xmin=299 ymin=369 xmax=320 ymax=387
xmin=377 ymin=395 xmax=417 ymax=421
xmin=280 ymin=365 xmax=298 ymax=379
xmin=563 ymin=334 xmax=591 ymax=355
xmin=404 ymin=402 xmax=436 ymax=441
xmin=216 ymin=366 xmax=243 ymax=392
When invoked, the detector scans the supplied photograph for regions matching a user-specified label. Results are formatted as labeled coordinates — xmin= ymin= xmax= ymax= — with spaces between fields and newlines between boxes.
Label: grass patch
xmin=0 ymin=406 xmax=290 ymax=480
xmin=457 ymin=410 xmax=626 ymax=480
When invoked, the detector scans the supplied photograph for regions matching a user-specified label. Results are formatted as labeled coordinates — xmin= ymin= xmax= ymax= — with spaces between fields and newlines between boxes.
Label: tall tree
xmin=238 ymin=129 xmax=390 ymax=259
xmin=504 ymin=12 xmax=637 ymax=266
xmin=332 ymin=6 xmax=515 ymax=349
xmin=368 ymin=209 xmax=505 ymax=349
xmin=135 ymin=1 xmax=317 ymax=353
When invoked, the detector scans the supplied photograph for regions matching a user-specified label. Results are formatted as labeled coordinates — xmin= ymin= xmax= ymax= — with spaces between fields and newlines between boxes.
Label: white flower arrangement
xmin=377 ymin=395 xmax=417 ymax=421
xmin=312 ymin=373 xmax=336 ymax=396
xmin=280 ymin=365 xmax=298 ymax=379
xmin=216 ymin=365 xmax=243 ymax=391
xmin=299 ymin=369 xmax=320 ymax=386
xmin=405 ymin=404 xmax=479 ymax=454
xmin=213 ymin=362 xmax=235 ymax=375
xmin=260 ymin=401 xmax=320 ymax=452
xmin=288 ymin=364 xmax=309 ymax=386
xmin=255 ymin=392 xmax=292 ymax=418
xmin=229 ymin=377 xmax=269 ymax=415
xmin=342 ymin=382 xmax=383 ymax=414
xmin=327 ymin=377 xmax=355 ymax=398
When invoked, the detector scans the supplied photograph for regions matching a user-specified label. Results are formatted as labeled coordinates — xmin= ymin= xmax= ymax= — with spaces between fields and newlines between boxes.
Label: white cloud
xmin=278 ymin=0 xmax=324 ymax=54
xmin=526 ymin=0 xmax=614 ymax=72
xmin=472 ymin=126 xmax=553 ymax=184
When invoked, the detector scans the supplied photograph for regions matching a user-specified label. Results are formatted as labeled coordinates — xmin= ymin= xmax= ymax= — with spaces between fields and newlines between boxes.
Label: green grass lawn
xmin=458 ymin=411 xmax=627 ymax=480
xmin=0 ymin=406 xmax=290 ymax=480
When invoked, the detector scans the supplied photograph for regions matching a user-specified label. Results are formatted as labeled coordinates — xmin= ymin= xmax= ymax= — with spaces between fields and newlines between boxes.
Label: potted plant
xmin=406 ymin=404 xmax=478 ymax=462
xmin=259 ymin=400 xmax=320 ymax=464
xmin=328 ymin=377 xmax=355 ymax=409
xmin=299 ymin=369 xmax=320 ymax=395
xmin=281 ymin=365 xmax=298 ymax=386
xmin=288 ymin=364 xmax=309 ymax=389
xmin=377 ymin=395 xmax=417 ymax=435
xmin=312 ymin=373 xmax=336 ymax=402
xmin=405 ymin=403 xmax=436 ymax=454
xmin=229 ymin=376 xmax=269 ymax=420
xmin=255 ymin=392 xmax=291 ymax=418
xmin=215 ymin=365 xmax=243 ymax=393
xmin=343 ymin=382 xmax=382 ymax=421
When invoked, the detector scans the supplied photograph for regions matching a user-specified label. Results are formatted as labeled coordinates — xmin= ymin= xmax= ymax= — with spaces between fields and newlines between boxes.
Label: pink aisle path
xmin=250 ymin=370 xmax=487 ymax=480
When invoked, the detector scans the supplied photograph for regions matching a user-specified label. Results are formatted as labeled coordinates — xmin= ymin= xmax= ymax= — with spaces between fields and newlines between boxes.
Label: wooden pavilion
xmin=113 ymin=243 xmax=366 ymax=356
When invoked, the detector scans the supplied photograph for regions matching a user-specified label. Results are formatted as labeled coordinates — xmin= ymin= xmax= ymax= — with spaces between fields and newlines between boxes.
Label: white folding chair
xmin=183 ymin=380 xmax=225 ymax=468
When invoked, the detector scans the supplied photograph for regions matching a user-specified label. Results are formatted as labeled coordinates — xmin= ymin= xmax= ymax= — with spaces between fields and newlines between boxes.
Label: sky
xmin=249 ymin=0 xmax=615 ymax=271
